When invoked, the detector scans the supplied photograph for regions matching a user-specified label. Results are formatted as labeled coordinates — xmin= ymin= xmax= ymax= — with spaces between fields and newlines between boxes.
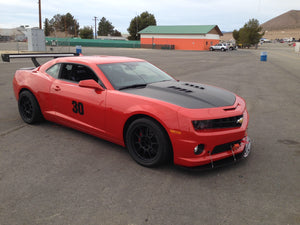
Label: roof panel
xmin=139 ymin=25 xmax=220 ymax=34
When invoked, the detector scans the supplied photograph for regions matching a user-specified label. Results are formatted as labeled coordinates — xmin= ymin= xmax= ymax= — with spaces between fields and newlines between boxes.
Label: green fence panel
xmin=46 ymin=37 xmax=141 ymax=48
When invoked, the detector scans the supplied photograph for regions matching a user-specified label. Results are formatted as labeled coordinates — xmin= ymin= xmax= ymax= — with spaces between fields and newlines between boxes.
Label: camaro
xmin=3 ymin=53 xmax=251 ymax=168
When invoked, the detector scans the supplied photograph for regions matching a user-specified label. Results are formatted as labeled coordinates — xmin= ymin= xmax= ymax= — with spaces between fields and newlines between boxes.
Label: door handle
xmin=53 ymin=86 xmax=61 ymax=91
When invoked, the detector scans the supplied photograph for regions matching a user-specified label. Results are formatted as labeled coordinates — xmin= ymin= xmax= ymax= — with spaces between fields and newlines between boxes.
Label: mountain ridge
xmin=261 ymin=10 xmax=300 ymax=31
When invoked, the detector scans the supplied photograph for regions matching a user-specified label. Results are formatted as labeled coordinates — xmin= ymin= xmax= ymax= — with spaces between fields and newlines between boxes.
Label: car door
xmin=49 ymin=63 xmax=107 ymax=136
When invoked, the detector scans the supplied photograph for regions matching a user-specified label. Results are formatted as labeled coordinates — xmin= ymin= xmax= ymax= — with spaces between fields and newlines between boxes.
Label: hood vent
xmin=184 ymin=83 xmax=205 ymax=90
xmin=168 ymin=86 xmax=193 ymax=93
xmin=223 ymin=104 xmax=239 ymax=111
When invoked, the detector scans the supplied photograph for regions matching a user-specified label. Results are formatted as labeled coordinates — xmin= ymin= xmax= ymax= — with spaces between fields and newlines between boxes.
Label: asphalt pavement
xmin=0 ymin=42 xmax=299 ymax=225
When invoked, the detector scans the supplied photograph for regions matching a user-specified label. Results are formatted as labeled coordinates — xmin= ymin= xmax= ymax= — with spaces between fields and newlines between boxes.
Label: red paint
xmin=13 ymin=56 xmax=249 ymax=167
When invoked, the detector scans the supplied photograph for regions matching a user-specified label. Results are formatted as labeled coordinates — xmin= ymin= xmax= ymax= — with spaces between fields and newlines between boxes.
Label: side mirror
xmin=79 ymin=79 xmax=104 ymax=91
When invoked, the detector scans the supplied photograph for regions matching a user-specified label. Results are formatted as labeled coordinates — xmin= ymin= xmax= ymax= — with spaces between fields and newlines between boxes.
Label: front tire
xmin=18 ymin=90 xmax=43 ymax=124
xmin=126 ymin=118 xmax=170 ymax=167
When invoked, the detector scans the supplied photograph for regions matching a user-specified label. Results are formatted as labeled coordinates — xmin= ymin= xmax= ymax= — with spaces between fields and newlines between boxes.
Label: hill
xmin=261 ymin=10 xmax=300 ymax=31
xmin=221 ymin=10 xmax=300 ymax=41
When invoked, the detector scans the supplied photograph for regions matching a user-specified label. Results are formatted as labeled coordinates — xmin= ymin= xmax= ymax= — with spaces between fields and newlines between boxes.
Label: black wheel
xmin=209 ymin=47 xmax=214 ymax=51
xmin=18 ymin=90 xmax=43 ymax=124
xmin=221 ymin=48 xmax=225 ymax=51
xmin=126 ymin=118 xmax=170 ymax=167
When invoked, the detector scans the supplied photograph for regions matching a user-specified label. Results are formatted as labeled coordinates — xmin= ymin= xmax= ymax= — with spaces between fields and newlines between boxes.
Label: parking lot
xmin=0 ymin=43 xmax=299 ymax=225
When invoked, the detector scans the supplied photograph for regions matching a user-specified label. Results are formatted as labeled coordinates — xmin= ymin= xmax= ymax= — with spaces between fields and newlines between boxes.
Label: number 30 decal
xmin=72 ymin=101 xmax=84 ymax=115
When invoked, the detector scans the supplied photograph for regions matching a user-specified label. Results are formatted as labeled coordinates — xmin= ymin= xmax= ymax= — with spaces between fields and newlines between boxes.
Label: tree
xmin=127 ymin=11 xmax=156 ymax=40
xmin=62 ymin=13 xmax=79 ymax=36
xmin=111 ymin=29 xmax=122 ymax=37
xmin=46 ymin=13 xmax=79 ymax=37
xmin=44 ymin=18 xmax=52 ymax=36
xmin=97 ymin=17 xmax=114 ymax=36
xmin=79 ymin=26 xmax=94 ymax=39
xmin=232 ymin=29 xmax=239 ymax=43
xmin=233 ymin=19 xmax=264 ymax=48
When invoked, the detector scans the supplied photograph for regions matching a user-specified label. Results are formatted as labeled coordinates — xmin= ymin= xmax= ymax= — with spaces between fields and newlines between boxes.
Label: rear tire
xmin=126 ymin=118 xmax=170 ymax=167
xmin=18 ymin=90 xmax=43 ymax=124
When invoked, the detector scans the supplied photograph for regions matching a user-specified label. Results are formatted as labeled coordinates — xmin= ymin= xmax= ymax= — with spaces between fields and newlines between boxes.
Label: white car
xmin=209 ymin=43 xmax=228 ymax=51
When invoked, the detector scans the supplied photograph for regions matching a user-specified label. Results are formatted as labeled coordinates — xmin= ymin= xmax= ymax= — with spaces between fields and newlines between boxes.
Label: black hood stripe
xmin=121 ymin=81 xmax=236 ymax=109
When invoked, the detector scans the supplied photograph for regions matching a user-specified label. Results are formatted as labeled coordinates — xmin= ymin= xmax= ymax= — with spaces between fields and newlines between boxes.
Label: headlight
xmin=192 ymin=115 xmax=244 ymax=131
xmin=192 ymin=120 xmax=213 ymax=130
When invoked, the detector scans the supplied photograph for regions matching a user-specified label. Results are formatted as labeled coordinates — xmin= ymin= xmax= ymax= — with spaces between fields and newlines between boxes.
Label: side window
xmin=46 ymin=63 xmax=61 ymax=79
xmin=59 ymin=63 xmax=99 ymax=83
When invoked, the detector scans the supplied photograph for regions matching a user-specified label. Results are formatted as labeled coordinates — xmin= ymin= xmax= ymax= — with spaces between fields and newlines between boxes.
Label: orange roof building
xmin=139 ymin=25 xmax=223 ymax=51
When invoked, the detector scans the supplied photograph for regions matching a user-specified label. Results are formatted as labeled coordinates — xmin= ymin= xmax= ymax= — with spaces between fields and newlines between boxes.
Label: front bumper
xmin=177 ymin=139 xmax=251 ymax=171
xmin=168 ymin=95 xmax=250 ymax=168
xmin=173 ymin=134 xmax=251 ymax=167
xmin=171 ymin=109 xmax=250 ymax=167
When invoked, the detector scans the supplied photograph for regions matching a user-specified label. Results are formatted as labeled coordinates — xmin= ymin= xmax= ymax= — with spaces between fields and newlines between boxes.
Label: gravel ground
xmin=0 ymin=42 xmax=299 ymax=225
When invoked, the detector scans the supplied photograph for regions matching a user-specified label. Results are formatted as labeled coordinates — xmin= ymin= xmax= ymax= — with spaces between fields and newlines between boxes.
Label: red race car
xmin=3 ymin=53 xmax=251 ymax=168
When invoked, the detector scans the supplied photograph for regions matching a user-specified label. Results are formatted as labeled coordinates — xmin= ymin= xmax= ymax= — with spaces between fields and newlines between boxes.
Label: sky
xmin=0 ymin=0 xmax=299 ymax=33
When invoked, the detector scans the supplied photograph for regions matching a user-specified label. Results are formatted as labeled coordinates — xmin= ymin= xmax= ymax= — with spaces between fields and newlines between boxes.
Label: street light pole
xmin=93 ymin=16 xmax=98 ymax=39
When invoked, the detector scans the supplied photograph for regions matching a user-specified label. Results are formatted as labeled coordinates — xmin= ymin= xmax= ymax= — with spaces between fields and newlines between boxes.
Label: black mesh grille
xmin=212 ymin=140 xmax=242 ymax=155
xmin=209 ymin=115 xmax=243 ymax=129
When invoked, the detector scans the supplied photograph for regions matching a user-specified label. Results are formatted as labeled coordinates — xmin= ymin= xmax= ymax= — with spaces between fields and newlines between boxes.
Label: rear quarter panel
xmin=13 ymin=68 xmax=54 ymax=119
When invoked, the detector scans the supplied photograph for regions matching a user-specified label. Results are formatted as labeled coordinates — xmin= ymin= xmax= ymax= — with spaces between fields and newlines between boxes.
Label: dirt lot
xmin=0 ymin=42 xmax=299 ymax=225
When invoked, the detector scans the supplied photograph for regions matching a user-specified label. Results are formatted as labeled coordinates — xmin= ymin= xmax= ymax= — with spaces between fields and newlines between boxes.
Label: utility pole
xmin=136 ymin=17 xmax=138 ymax=39
xmin=38 ymin=0 xmax=42 ymax=29
xmin=93 ymin=16 xmax=98 ymax=39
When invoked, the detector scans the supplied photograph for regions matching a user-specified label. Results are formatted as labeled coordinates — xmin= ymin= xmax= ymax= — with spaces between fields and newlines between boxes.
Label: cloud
xmin=0 ymin=0 xmax=299 ymax=32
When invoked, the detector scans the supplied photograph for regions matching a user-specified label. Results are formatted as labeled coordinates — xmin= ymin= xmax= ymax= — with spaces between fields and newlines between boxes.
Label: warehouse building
xmin=0 ymin=26 xmax=27 ymax=42
xmin=139 ymin=25 xmax=223 ymax=51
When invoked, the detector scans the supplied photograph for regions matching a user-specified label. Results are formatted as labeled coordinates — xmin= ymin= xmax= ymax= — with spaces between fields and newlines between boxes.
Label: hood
xmin=121 ymin=81 xmax=236 ymax=109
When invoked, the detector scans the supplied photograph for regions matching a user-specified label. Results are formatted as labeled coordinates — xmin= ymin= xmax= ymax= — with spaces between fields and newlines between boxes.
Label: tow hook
xmin=242 ymin=136 xmax=251 ymax=158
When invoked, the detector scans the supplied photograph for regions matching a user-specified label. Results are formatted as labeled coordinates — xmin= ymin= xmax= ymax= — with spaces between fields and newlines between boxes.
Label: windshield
xmin=98 ymin=61 xmax=174 ymax=90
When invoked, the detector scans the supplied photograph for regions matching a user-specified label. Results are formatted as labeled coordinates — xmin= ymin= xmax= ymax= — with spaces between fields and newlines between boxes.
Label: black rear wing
xmin=1 ymin=53 xmax=79 ymax=67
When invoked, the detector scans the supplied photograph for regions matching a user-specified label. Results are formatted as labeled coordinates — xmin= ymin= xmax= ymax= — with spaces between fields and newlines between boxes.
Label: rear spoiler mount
xmin=1 ymin=53 xmax=79 ymax=67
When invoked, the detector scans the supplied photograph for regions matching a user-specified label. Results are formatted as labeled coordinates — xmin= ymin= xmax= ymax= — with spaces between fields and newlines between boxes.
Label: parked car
xmin=2 ymin=53 xmax=251 ymax=168
xmin=209 ymin=43 xmax=228 ymax=51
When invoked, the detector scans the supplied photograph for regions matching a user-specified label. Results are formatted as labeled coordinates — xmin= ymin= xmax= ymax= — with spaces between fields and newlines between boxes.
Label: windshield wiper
xmin=118 ymin=83 xmax=147 ymax=90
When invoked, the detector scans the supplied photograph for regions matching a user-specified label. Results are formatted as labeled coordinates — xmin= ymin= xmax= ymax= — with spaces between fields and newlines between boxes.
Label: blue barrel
xmin=76 ymin=45 xmax=82 ymax=54
xmin=260 ymin=51 xmax=267 ymax=61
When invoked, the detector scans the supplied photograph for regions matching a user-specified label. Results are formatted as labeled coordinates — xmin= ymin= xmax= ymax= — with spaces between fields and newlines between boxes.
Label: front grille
xmin=209 ymin=115 xmax=243 ymax=129
xmin=211 ymin=140 xmax=242 ymax=155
